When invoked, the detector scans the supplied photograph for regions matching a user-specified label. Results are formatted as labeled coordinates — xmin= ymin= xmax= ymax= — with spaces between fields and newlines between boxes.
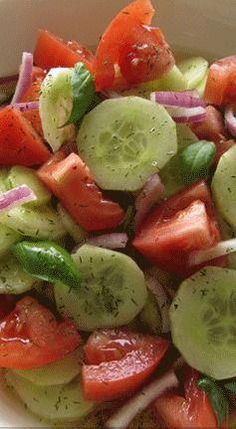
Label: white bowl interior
xmin=0 ymin=0 xmax=235 ymax=426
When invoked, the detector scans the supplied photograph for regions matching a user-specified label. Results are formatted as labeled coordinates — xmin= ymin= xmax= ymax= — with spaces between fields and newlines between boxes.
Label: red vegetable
xmin=0 ymin=106 xmax=50 ymax=166
xmin=95 ymin=0 xmax=174 ymax=91
xmin=0 ymin=296 xmax=81 ymax=369
xmin=204 ymin=56 xmax=236 ymax=106
xmin=154 ymin=369 xmax=217 ymax=429
xmin=38 ymin=152 xmax=125 ymax=231
xmin=82 ymin=329 xmax=169 ymax=401
xmin=34 ymin=30 xmax=94 ymax=73
xmin=133 ymin=181 xmax=225 ymax=277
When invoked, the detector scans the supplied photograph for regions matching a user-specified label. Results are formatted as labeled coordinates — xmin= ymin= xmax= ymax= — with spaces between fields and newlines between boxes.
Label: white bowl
xmin=0 ymin=0 xmax=235 ymax=426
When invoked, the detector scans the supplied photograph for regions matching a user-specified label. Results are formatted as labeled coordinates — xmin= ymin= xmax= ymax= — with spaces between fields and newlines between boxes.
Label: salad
xmin=1 ymin=0 xmax=236 ymax=427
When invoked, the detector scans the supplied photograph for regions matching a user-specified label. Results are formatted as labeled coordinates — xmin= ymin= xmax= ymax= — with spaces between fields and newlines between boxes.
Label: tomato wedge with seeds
xmin=154 ymin=369 xmax=217 ymax=428
xmin=0 ymin=296 xmax=81 ymax=369
xmin=82 ymin=329 xmax=169 ymax=401
xmin=95 ymin=0 xmax=174 ymax=91
xmin=38 ymin=152 xmax=125 ymax=231
xmin=204 ymin=56 xmax=236 ymax=106
xmin=133 ymin=181 xmax=225 ymax=277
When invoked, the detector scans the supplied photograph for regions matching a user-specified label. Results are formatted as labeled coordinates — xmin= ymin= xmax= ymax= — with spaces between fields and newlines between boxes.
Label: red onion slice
xmin=145 ymin=271 xmax=170 ymax=333
xmin=225 ymin=105 xmax=236 ymax=138
xmin=11 ymin=52 xmax=33 ymax=104
xmin=87 ymin=233 xmax=128 ymax=249
xmin=0 ymin=185 xmax=36 ymax=212
xmin=105 ymin=370 xmax=178 ymax=429
xmin=167 ymin=106 xmax=206 ymax=124
xmin=151 ymin=90 xmax=206 ymax=108
xmin=135 ymin=174 xmax=164 ymax=230
xmin=189 ymin=238 xmax=236 ymax=266
xmin=13 ymin=101 xmax=39 ymax=112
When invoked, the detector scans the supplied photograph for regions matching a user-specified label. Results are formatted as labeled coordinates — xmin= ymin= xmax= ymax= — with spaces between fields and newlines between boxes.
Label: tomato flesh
xmin=0 ymin=296 xmax=81 ymax=369
xmin=133 ymin=182 xmax=224 ymax=277
xmin=95 ymin=0 xmax=174 ymax=90
xmin=0 ymin=107 xmax=50 ymax=166
xmin=204 ymin=56 xmax=236 ymax=106
xmin=82 ymin=329 xmax=169 ymax=401
xmin=34 ymin=30 xmax=94 ymax=73
xmin=154 ymin=369 xmax=217 ymax=428
xmin=38 ymin=152 xmax=125 ymax=231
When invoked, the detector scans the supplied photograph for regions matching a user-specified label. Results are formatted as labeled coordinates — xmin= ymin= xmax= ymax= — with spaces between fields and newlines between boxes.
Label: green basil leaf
xmin=179 ymin=140 xmax=216 ymax=184
xmin=66 ymin=62 xmax=95 ymax=125
xmin=224 ymin=380 xmax=236 ymax=394
xmin=198 ymin=377 xmax=229 ymax=425
xmin=13 ymin=241 xmax=81 ymax=290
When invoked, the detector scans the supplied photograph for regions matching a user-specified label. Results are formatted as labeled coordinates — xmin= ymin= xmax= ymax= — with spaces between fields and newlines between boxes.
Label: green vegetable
xmin=13 ymin=241 xmax=81 ymax=290
xmin=179 ymin=140 xmax=216 ymax=184
xmin=57 ymin=203 xmax=88 ymax=243
xmin=0 ymin=254 xmax=37 ymax=294
xmin=198 ymin=377 xmax=229 ymax=425
xmin=65 ymin=62 xmax=95 ymax=125
xmin=177 ymin=57 xmax=209 ymax=90
xmin=39 ymin=67 xmax=75 ymax=152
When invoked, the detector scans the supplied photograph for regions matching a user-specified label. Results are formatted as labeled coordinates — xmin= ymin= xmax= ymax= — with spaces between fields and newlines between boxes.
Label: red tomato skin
xmin=133 ymin=182 xmax=225 ymax=277
xmin=0 ymin=107 xmax=50 ymax=166
xmin=95 ymin=0 xmax=174 ymax=91
xmin=82 ymin=336 xmax=169 ymax=401
xmin=0 ymin=296 xmax=81 ymax=369
xmin=34 ymin=30 xmax=94 ymax=73
xmin=84 ymin=328 xmax=164 ymax=364
xmin=38 ymin=152 xmax=125 ymax=231
xmin=204 ymin=56 xmax=236 ymax=106
xmin=154 ymin=369 xmax=218 ymax=429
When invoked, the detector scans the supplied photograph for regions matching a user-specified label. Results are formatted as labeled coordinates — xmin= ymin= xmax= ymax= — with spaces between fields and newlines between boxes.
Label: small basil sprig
xmin=13 ymin=241 xmax=81 ymax=290
xmin=198 ymin=377 xmax=229 ymax=425
xmin=179 ymin=140 xmax=216 ymax=184
xmin=66 ymin=62 xmax=95 ymax=125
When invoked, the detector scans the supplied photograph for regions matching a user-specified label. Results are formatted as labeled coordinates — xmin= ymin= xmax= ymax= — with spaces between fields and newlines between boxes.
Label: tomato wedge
xmin=95 ymin=0 xmax=174 ymax=90
xmin=34 ymin=30 xmax=94 ymax=73
xmin=154 ymin=369 xmax=217 ymax=428
xmin=133 ymin=182 xmax=224 ymax=277
xmin=82 ymin=329 xmax=169 ymax=401
xmin=0 ymin=107 xmax=50 ymax=166
xmin=38 ymin=152 xmax=125 ymax=231
xmin=0 ymin=296 xmax=81 ymax=369
xmin=204 ymin=56 xmax=236 ymax=106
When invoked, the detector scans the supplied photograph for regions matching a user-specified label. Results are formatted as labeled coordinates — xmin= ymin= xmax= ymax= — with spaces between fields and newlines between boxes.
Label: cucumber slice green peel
xmin=13 ymin=241 xmax=81 ymax=290
xmin=54 ymin=244 xmax=147 ymax=331
xmin=6 ymin=371 xmax=94 ymax=423
xmin=77 ymin=96 xmax=177 ymax=191
xmin=170 ymin=267 xmax=236 ymax=380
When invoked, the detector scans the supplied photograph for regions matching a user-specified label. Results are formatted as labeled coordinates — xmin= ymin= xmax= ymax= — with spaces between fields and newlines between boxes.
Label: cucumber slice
xmin=160 ymin=125 xmax=198 ymax=197
xmin=177 ymin=57 xmax=209 ymax=90
xmin=212 ymin=145 xmax=236 ymax=232
xmin=196 ymin=72 xmax=208 ymax=98
xmin=6 ymin=372 xmax=94 ymax=423
xmin=0 ymin=224 xmax=20 ymax=258
xmin=58 ymin=204 xmax=88 ymax=243
xmin=7 ymin=166 xmax=51 ymax=207
xmin=77 ymin=96 xmax=177 ymax=191
xmin=12 ymin=348 xmax=82 ymax=386
xmin=39 ymin=68 xmax=76 ymax=152
xmin=218 ymin=216 xmax=236 ymax=271
xmin=139 ymin=290 xmax=162 ymax=335
xmin=0 ymin=205 xmax=66 ymax=240
xmin=122 ymin=65 xmax=188 ymax=97
xmin=0 ymin=254 xmax=37 ymax=294
xmin=54 ymin=244 xmax=147 ymax=331
xmin=0 ymin=168 xmax=9 ymax=192
xmin=170 ymin=266 xmax=236 ymax=379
